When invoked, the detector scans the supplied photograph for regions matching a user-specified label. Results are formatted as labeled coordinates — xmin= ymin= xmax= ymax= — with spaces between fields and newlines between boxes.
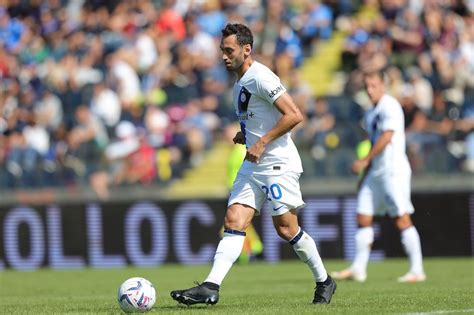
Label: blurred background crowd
xmin=0 ymin=0 xmax=472 ymax=196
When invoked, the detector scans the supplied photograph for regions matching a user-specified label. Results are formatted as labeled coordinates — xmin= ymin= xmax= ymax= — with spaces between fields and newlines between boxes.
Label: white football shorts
xmin=228 ymin=171 xmax=306 ymax=216
xmin=357 ymin=171 xmax=415 ymax=217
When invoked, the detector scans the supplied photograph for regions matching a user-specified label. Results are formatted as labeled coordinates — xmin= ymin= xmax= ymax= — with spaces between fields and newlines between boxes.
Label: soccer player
xmin=170 ymin=23 xmax=336 ymax=305
xmin=331 ymin=71 xmax=426 ymax=283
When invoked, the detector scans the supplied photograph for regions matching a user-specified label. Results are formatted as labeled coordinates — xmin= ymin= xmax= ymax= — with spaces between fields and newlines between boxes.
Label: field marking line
xmin=404 ymin=309 xmax=474 ymax=315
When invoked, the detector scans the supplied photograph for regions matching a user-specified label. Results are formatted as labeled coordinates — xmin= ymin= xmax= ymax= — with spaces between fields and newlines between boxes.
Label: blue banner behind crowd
xmin=0 ymin=193 xmax=472 ymax=270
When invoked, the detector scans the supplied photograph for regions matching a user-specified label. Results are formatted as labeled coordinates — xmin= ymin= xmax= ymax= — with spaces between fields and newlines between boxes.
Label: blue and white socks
xmin=205 ymin=227 xmax=332 ymax=286
xmin=204 ymin=229 xmax=246 ymax=286
xmin=290 ymin=228 xmax=328 ymax=282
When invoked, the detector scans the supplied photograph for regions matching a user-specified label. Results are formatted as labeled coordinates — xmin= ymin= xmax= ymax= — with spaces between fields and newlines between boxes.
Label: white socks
xmin=350 ymin=226 xmax=374 ymax=276
xmin=401 ymin=226 xmax=424 ymax=275
xmin=204 ymin=230 xmax=245 ymax=285
xmin=350 ymin=225 xmax=424 ymax=276
xmin=290 ymin=228 xmax=328 ymax=282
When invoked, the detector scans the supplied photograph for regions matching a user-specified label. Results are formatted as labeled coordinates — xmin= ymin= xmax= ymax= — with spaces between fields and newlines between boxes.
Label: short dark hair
xmin=221 ymin=23 xmax=253 ymax=48
xmin=363 ymin=69 xmax=385 ymax=81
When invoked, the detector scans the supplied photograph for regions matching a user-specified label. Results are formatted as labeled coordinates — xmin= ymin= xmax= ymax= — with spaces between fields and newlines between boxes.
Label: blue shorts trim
xmin=224 ymin=229 xmax=246 ymax=236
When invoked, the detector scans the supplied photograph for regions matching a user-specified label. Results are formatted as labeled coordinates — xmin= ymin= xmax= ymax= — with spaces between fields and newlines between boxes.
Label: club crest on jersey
xmin=237 ymin=86 xmax=253 ymax=121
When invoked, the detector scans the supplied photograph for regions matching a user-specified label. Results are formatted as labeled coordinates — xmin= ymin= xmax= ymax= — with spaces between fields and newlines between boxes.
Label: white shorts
xmin=228 ymin=171 xmax=306 ymax=216
xmin=357 ymin=171 xmax=414 ymax=218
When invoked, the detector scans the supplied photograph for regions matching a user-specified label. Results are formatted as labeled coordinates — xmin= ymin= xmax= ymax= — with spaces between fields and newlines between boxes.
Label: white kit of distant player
xmin=118 ymin=277 xmax=156 ymax=313
xmin=332 ymin=71 xmax=425 ymax=283
xmin=228 ymin=61 xmax=305 ymax=216
xmin=358 ymin=94 xmax=414 ymax=218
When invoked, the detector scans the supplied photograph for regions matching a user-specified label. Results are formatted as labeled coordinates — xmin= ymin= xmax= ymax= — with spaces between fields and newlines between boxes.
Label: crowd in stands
xmin=0 ymin=0 xmax=472 ymax=195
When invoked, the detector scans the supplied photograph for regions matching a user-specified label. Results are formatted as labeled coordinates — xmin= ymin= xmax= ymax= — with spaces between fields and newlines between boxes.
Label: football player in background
xmin=331 ymin=71 xmax=426 ymax=283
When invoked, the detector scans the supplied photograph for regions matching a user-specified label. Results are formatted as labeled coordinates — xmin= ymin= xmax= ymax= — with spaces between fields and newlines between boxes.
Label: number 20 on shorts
xmin=261 ymin=183 xmax=283 ymax=201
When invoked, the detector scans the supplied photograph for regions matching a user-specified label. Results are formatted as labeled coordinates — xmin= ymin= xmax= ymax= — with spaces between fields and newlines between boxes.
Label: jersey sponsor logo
xmin=268 ymin=85 xmax=283 ymax=98
xmin=238 ymin=113 xmax=248 ymax=121
xmin=237 ymin=111 xmax=255 ymax=121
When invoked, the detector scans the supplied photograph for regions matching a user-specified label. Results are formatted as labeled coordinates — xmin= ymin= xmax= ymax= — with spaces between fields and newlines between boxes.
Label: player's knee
xmin=223 ymin=215 xmax=246 ymax=231
xmin=223 ymin=210 xmax=251 ymax=231
xmin=357 ymin=214 xmax=373 ymax=227
xmin=224 ymin=204 xmax=254 ymax=231
xmin=394 ymin=214 xmax=412 ymax=230
xmin=274 ymin=224 xmax=294 ymax=241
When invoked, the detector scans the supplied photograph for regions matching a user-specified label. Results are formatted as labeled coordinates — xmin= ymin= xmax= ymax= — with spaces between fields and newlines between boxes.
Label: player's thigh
xmin=228 ymin=172 xmax=267 ymax=215
xmin=383 ymin=173 xmax=415 ymax=218
xmin=256 ymin=172 xmax=305 ymax=217
xmin=356 ymin=178 xmax=377 ymax=216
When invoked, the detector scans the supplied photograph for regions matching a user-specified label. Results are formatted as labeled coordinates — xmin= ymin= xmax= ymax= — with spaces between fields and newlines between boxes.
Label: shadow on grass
xmin=157 ymin=304 xmax=230 ymax=312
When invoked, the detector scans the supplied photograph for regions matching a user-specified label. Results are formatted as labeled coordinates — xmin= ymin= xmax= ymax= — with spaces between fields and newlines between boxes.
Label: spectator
xmin=35 ymin=90 xmax=64 ymax=132
xmin=299 ymin=0 xmax=333 ymax=50
xmin=423 ymin=92 xmax=454 ymax=138
xmin=300 ymin=97 xmax=336 ymax=147
xmin=341 ymin=18 xmax=369 ymax=72
xmin=144 ymin=106 xmax=171 ymax=148
xmin=195 ymin=1 xmax=227 ymax=38
xmin=135 ymin=25 xmax=158 ymax=74
xmin=0 ymin=0 xmax=472 ymax=192
xmin=390 ymin=9 xmax=424 ymax=68
xmin=107 ymin=121 xmax=156 ymax=185
xmin=0 ymin=7 xmax=26 ymax=53
xmin=294 ymin=97 xmax=336 ymax=176
xmin=275 ymin=20 xmax=304 ymax=68
xmin=90 ymin=82 xmax=121 ymax=131
xmin=66 ymin=105 xmax=108 ymax=182
xmin=454 ymin=101 xmax=474 ymax=172
xmin=406 ymin=66 xmax=433 ymax=113
xmin=108 ymin=49 xmax=141 ymax=109
xmin=183 ymin=13 xmax=218 ymax=66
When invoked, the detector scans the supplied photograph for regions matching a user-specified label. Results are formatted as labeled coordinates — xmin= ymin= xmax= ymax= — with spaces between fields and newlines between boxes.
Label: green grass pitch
xmin=0 ymin=258 xmax=473 ymax=314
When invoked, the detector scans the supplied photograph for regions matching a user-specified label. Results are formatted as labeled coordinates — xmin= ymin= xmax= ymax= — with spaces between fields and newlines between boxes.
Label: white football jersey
xmin=233 ymin=61 xmax=303 ymax=175
xmin=364 ymin=94 xmax=411 ymax=176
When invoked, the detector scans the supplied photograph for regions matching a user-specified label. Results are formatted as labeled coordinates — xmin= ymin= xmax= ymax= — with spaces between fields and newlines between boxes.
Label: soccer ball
xmin=117 ymin=277 xmax=156 ymax=313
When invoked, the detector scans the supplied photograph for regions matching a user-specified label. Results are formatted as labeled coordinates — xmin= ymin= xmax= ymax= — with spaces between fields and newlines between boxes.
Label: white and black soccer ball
xmin=117 ymin=277 xmax=156 ymax=313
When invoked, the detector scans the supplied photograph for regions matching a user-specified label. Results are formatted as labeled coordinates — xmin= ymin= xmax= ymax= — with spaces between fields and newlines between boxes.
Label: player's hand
xmin=246 ymin=140 xmax=265 ymax=163
xmin=233 ymin=131 xmax=245 ymax=145
xmin=352 ymin=158 xmax=370 ymax=174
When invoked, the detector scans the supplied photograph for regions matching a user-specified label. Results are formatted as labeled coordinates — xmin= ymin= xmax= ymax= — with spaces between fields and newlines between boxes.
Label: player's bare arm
xmin=352 ymin=130 xmax=394 ymax=174
xmin=246 ymin=92 xmax=303 ymax=163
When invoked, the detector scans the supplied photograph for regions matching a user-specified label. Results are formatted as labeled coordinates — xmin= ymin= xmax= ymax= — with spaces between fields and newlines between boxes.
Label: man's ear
xmin=243 ymin=44 xmax=252 ymax=57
